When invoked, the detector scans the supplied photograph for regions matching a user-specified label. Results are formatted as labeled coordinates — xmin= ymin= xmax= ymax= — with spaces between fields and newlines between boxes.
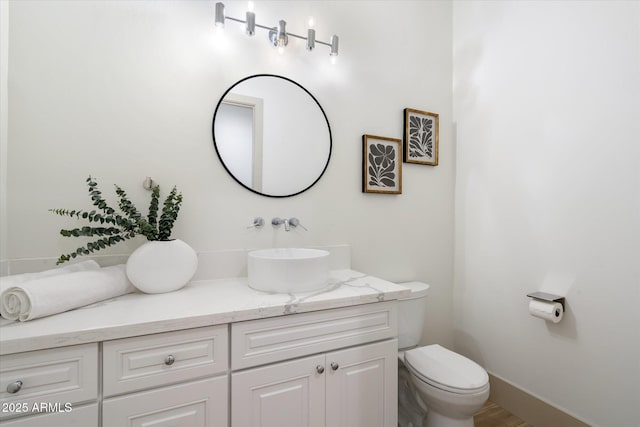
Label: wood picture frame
xmin=403 ymin=108 xmax=439 ymax=165
xmin=362 ymin=134 xmax=402 ymax=194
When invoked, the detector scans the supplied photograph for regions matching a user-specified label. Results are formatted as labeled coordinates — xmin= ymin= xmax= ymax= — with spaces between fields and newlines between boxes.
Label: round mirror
xmin=212 ymin=74 xmax=332 ymax=198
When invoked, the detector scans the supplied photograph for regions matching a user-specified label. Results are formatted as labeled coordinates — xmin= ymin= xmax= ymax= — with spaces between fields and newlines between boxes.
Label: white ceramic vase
xmin=126 ymin=239 xmax=198 ymax=294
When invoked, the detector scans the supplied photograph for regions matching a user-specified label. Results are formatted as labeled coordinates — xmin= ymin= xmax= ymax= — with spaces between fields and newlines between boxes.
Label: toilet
xmin=397 ymin=282 xmax=490 ymax=427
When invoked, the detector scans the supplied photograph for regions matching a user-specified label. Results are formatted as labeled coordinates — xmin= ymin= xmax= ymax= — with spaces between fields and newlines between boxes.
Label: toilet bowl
xmin=397 ymin=282 xmax=490 ymax=427
xmin=404 ymin=344 xmax=490 ymax=427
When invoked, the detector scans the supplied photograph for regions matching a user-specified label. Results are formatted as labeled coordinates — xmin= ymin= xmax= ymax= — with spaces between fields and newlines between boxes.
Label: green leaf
xmin=157 ymin=186 xmax=182 ymax=240
xmin=51 ymin=176 xmax=182 ymax=262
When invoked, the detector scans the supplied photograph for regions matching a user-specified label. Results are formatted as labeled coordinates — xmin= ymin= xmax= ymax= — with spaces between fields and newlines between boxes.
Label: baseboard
xmin=488 ymin=373 xmax=592 ymax=427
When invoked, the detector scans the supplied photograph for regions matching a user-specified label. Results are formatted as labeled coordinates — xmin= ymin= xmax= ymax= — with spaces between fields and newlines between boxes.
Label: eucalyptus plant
xmin=50 ymin=176 xmax=183 ymax=264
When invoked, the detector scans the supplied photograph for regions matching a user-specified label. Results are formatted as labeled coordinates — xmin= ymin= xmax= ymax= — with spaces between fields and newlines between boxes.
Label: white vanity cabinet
xmin=230 ymin=301 xmax=398 ymax=427
xmin=0 ymin=275 xmax=407 ymax=427
xmin=102 ymin=325 xmax=228 ymax=427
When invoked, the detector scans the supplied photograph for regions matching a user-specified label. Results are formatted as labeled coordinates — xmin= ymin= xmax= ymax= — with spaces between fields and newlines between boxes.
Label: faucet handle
xmin=247 ymin=217 xmax=264 ymax=229
xmin=289 ymin=217 xmax=308 ymax=231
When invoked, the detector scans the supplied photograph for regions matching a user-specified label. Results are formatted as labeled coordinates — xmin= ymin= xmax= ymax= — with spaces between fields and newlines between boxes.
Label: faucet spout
xmin=283 ymin=218 xmax=290 ymax=232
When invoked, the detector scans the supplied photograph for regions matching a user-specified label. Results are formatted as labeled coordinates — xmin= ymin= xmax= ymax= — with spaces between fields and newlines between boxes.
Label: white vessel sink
xmin=247 ymin=248 xmax=330 ymax=293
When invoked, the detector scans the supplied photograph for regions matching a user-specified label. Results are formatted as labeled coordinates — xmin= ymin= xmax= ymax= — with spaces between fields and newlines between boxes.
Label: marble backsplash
xmin=0 ymin=244 xmax=352 ymax=280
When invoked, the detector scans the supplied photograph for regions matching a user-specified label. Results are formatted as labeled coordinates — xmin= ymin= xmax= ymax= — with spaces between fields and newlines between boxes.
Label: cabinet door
xmin=102 ymin=376 xmax=227 ymax=427
xmin=325 ymin=339 xmax=397 ymax=427
xmin=232 ymin=354 xmax=325 ymax=427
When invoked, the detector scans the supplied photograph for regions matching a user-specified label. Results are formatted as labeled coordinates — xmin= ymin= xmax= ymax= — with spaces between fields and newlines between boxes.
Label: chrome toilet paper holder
xmin=526 ymin=291 xmax=565 ymax=310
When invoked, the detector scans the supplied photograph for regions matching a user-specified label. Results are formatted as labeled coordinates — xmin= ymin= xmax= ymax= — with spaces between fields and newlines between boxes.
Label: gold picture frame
xmin=403 ymin=108 xmax=439 ymax=166
xmin=362 ymin=134 xmax=402 ymax=194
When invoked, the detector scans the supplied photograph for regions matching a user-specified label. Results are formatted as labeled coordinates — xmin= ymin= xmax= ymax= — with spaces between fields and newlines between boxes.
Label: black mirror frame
xmin=212 ymin=74 xmax=332 ymax=198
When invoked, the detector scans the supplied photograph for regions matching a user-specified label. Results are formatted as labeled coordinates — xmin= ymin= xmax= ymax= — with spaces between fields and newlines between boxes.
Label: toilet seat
xmin=404 ymin=344 xmax=489 ymax=395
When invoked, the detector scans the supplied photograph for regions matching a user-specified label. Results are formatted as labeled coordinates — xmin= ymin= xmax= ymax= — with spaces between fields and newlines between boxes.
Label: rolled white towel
xmin=0 ymin=264 xmax=136 ymax=322
xmin=0 ymin=260 xmax=101 ymax=295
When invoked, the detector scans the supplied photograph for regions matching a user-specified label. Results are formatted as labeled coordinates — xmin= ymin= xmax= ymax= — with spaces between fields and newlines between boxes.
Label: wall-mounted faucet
xmin=272 ymin=217 xmax=307 ymax=232
xmin=272 ymin=217 xmax=289 ymax=231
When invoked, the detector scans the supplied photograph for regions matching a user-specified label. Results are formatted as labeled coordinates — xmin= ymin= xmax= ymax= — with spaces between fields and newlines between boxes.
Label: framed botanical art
xmin=403 ymin=108 xmax=439 ymax=165
xmin=362 ymin=134 xmax=402 ymax=194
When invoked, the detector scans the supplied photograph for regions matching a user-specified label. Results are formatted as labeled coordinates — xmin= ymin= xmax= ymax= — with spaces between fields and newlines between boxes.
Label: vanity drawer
xmin=231 ymin=301 xmax=397 ymax=370
xmin=103 ymin=325 xmax=228 ymax=397
xmin=0 ymin=403 xmax=98 ymax=426
xmin=103 ymin=376 xmax=227 ymax=427
xmin=0 ymin=344 xmax=98 ymax=420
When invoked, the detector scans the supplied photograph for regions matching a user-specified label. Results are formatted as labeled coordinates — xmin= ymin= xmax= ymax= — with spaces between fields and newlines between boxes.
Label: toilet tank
xmin=397 ymin=281 xmax=430 ymax=350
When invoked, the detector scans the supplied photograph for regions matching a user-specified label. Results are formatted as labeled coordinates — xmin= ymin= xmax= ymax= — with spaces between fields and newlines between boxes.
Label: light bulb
xmin=306 ymin=28 xmax=316 ymax=51
xmin=330 ymin=55 xmax=337 ymax=65
xmin=247 ymin=1 xmax=254 ymax=12
xmin=278 ymin=45 xmax=285 ymax=55
xmin=214 ymin=2 xmax=225 ymax=31
xmin=308 ymin=17 xmax=315 ymax=28
xmin=245 ymin=9 xmax=255 ymax=35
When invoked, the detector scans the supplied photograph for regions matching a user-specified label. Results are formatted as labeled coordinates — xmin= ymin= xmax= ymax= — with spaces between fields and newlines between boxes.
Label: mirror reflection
xmin=212 ymin=75 xmax=332 ymax=197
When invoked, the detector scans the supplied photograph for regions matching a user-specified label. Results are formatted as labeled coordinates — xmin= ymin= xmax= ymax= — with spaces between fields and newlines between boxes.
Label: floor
xmin=474 ymin=400 xmax=532 ymax=427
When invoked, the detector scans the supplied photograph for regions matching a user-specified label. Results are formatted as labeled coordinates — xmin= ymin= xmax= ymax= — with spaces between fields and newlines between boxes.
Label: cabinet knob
xmin=330 ymin=362 xmax=339 ymax=371
xmin=7 ymin=380 xmax=23 ymax=394
xmin=164 ymin=355 xmax=176 ymax=366
xmin=316 ymin=365 xmax=325 ymax=374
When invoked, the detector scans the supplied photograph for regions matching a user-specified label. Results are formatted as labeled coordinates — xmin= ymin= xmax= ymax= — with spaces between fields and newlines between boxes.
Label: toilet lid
xmin=398 ymin=281 xmax=430 ymax=300
xmin=404 ymin=345 xmax=489 ymax=394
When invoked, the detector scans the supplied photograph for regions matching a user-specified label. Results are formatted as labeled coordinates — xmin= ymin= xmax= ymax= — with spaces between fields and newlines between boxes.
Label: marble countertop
xmin=0 ymin=269 xmax=410 ymax=355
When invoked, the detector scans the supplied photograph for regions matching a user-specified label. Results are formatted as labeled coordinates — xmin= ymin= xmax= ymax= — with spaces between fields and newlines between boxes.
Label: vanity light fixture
xmin=214 ymin=2 xmax=339 ymax=62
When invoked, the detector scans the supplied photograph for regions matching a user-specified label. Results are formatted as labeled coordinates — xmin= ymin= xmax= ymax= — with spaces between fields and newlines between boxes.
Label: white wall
xmin=0 ymin=0 xmax=9 ymax=275
xmin=5 ymin=1 xmax=454 ymax=347
xmin=453 ymin=1 xmax=640 ymax=425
